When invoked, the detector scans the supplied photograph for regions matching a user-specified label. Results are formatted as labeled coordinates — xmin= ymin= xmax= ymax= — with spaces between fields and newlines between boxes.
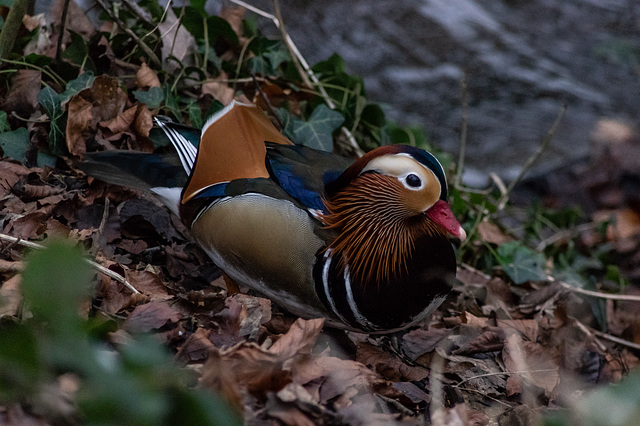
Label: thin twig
xmin=229 ymin=0 xmax=364 ymax=156
xmin=55 ymin=0 xmax=71 ymax=67
xmin=453 ymin=369 xmax=558 ymax=388
xmin=498 ymin=104 xmax=567 ymax=210
xmin=0 ymin=233 xmax=139 ymax=294
xmin=455 ymin=73 xmax=468 ymax=188
xmin=591 ymin=329 xmax=640 ymax=351
xmin=536 ymin=222 xmax=599 ymax=251
xmin=272 ymin=0 xmax=312 ymax=88
xmin=553 ymin=277 xmax=640 ymax=302
xmin=95 ymin=0 xmax=161 ymax=67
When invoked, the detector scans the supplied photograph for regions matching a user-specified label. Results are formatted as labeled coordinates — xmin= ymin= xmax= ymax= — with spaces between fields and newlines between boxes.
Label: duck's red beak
xmin=425 ymin=200 xmax=466 ymax=240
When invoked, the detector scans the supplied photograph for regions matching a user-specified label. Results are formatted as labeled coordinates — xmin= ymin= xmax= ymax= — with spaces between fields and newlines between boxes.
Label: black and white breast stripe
xmin=313 ymin=250 xmax=381 ymax=332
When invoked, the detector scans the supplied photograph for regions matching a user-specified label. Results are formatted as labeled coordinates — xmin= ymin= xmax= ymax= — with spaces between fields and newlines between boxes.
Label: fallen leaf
xmin=133 ymin=104 xmax=153 ymax=139
xmin=502 ymin=334 xmax=559 ymax=397
xmin=124 ymin=270 xmax=169 ymax=300
xmin=158 ymin=8 xmax=196 ymax=72
xmin=100 ymin=105 xmax=137 ymax=135
xmin=0 ymin=274 xmax=22 ymax=317
xmin=269 ymin=317 xmax=324 ymax=360
xmin=402 ymin=327 xmax=451 ymax=360
xmin=4 ymin=212 xmax=48 ymax=240
xmin=356 ymin=341 xmax=429 ymax=382
xmin=219 ymin=6 xmax=245 ymax=38
xmin=1 ymin=70 xmax=41 ymax=117
xmin=66 ymin=95 xmax=92 ymax=156
xmin=176 ymin=327 xmax=215 ymax=363
xmin=136 ymin=61 xmax=161 ymax=88
xmin=123 ymin=301 xmax=182 ymax=334
xmin=202 ymin=72 xmax=234 ymax=105
xmin=478 ymin=221 xmax=513 ymax=245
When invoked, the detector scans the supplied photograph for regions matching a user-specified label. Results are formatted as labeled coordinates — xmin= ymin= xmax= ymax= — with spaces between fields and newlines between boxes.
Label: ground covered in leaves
xmin=1 ymin=1 xmax=640 ymax=425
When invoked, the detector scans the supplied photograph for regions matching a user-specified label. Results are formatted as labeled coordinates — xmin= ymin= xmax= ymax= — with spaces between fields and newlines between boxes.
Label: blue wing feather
xmin=265 ymin=143 xmax=352 ymax=213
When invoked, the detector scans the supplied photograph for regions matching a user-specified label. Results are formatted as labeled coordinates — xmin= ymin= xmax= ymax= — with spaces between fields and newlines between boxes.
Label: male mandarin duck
xmin=83 ymin=101 xmax=466 ymax=333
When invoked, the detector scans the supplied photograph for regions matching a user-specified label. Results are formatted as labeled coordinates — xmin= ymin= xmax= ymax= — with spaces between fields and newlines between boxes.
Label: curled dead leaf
xmin=0 ymin=274 xmax=22 ymax=317
xmin=100 ymin=106 xmax=136 ymax=135
xmin=136 ymin=61 xmax=161 ymax=88
xmin=66 ymin=95 xmax=92 ymax=156
xmin=123 ymin=301 xmax=182 ymax=334
xmin=202 ymin=73 xmax=234 ymax=105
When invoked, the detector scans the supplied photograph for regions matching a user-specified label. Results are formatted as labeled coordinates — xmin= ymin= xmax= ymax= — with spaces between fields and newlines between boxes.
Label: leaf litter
xmin=0 ymin=2 xmax=640 ymax=425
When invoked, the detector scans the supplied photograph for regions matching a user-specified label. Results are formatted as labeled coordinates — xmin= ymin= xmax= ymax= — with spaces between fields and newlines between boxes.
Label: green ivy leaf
xmin=62 ymin=30 xmax=89 ymax=65
xmin=496 ymin=241 xmax=547 ymax=284
xmin=0 ymin=127 xmax=29 ymax=162
xmin=263 ymin=42 xmax=291 ymax=70
xmin=187 ymin=101 xmax=202 ymax=128
xmin=247 ymin=56 xmax=273 ymax=76
xmin=292 ymin=104 xmax=344 ymax=151
xmin=0 ymin=111 xmax=10 ymax=132
xmin=133 ymin=86 xmax=164 ymax=109
xmin=60 ymin=71 xmax=95 ymax=105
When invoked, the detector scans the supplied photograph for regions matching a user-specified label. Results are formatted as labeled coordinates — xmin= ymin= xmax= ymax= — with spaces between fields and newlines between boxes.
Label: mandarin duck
xmin=83 ymin=101 xmax=466 ymax=333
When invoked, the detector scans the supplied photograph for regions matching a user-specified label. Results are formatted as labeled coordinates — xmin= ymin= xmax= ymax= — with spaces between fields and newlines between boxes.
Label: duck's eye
xmin=405 ymin=173 xmax=422 ymax=188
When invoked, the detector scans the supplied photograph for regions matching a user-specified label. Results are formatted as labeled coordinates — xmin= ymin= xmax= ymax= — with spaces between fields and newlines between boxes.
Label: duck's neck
xmin=321 ymin=174 xmax=446 ymax=289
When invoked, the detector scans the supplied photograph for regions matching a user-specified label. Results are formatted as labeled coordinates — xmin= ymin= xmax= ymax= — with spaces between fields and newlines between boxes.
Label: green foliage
xmin=134 ymin=86 xmax=165 ymax=109
xmin=0 ymin=242 xmax=240 ymax=425
xmin=495 ymin=241 xmax=548 ymax=284
xmin=278 ymin=104 xmax=345 ymax=151
xmin=0 ymin=127 xmax=29 ymax=162
xmin=545 ymin=372 xmax=640 ymax=426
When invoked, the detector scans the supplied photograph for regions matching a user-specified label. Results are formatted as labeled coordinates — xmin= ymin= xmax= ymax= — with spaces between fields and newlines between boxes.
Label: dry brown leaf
xmin=1 ymin=70 xmax=41 ymax=116
xmin=123 ymin=301 xmax=182 ymax=334
xmin=136 ymin=61 xmax=161 ymax=88
xmin=453 ymin=327 xmax=505 ymax=355
xmin=100 ymin=106 xmax=137 ymax=135
xmin=133 ymin=104 xmax=153 ymax=138
xmin=124 ymin=270 xmax=169 ymax=300
xmin=51 ymin=0 xmax=95 ymax=39
xmin=176 ymin=327 xmax=215 ymax=363
xmin=219 ymin=6 xmax=245 ymax=38
xmin=66 ymin=95 xmax=92 ymax=156
xmin=158 ymin=8 xmax=196 ymax=72
xmin=201 ymin=342 xmax=288 ymax=410
xmin=0 ymin=274 xmax=22 ymax=317
xmin=402 ymin=327 xmax=451 ymax=360
xmin=502 ymin=334 xmax=559 ymax=397
xmin=497 ymin=319 xmax=538 ymax=342
xmin=202 ymin=72 xmax=234 ymax=105
xmin=356 ymin=341 xmax=429 ymax=382
xmin=88 ymin=75 xmax=128 ymax=123
xmin=4 ymin=212 xmax=48 ymax=240
xmin=269 ymin=317 xmax=324 ymax=360
xmin=478 ymin=221 xmax=513 ymax=245
xmin=594 ymin=208 xmax=640 ymax=240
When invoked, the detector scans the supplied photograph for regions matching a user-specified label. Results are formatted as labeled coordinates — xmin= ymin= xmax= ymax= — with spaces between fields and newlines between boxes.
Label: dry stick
xmin=461 ymin=263 xmax=640 ymax=303
xmin=95 ymin=0 xmax=161 ymax=67
xmin=536 ymin=222 xmax=599 ymax=251
xmin=0 ymin=233 xmax=140 ymax=294
xmin=55 ymin=0 xmax=71 ymax=66
xmin=552 ymin=277 xmax=640 ymax=302
xmin=591 ymin=329 xmax=640 ymax=351
xmin=272 ymin=0 xmax=312 ymax=89
xmin=454 ymin=73 xmax=469 ymax=188
xmin=498 ymin=103 xmax=567 ymax=210
xmin=229 ymin=0 xmax=364 ymax=156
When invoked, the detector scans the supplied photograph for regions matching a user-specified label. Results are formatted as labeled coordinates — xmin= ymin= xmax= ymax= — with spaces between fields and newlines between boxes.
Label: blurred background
xmin=219 ymin=0 xmax=640 ymax=186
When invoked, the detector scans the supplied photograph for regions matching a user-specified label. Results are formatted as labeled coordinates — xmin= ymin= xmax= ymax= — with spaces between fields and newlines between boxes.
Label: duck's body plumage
xmin=83 ymin=101 xmax=465 ymax=333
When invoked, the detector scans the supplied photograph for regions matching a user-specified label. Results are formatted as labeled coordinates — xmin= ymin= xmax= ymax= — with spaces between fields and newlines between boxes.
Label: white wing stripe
xmin=153 ymin=118 xmax=197 ymax=173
